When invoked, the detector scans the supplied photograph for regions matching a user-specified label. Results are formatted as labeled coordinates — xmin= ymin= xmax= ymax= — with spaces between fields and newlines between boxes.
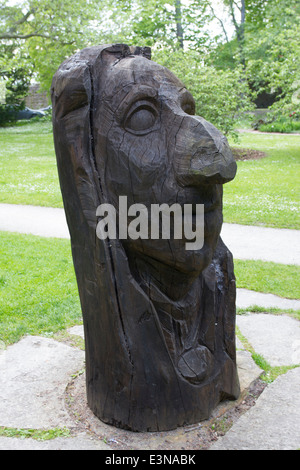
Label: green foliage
xmin=154 ymin=48 xmax=255 ymax=137
xmin=0 ymin=47 xmax=32 ymax=124
xmin=207 ymin=0 xmax=300 ymax=121
xmin=0 ymin=0 xmax=298 ymax=138
xmin=206 ymin=39 xmax=238 ymax=70
xmin=127 ymin=0 xmax=176 ymax=47
xmin=252 ymin=110 xmax=300 ymax=133
xmin=259 ymin=119 xmax=300 ymax=134
xmin=0 ymin=0 xmax=109 ymax=92
xmin=1 ymin=67 xmax=31 ymax=106
xmin=245 ymin=3 xmax=300 ymax=116
xmin=101 ymin=0 xmax=211 ymax=50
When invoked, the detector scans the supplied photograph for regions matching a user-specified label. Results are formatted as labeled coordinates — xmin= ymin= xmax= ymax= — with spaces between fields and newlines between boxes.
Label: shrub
xmin=259 ymin=119 xmax=300 ymax=133
xmin=0 ymin=66 xmax=31 ymax=126
xmin=253 ymin=112 xmax=300 ymax=133
xmin=153 ymin=49 xmax=255 ymax=139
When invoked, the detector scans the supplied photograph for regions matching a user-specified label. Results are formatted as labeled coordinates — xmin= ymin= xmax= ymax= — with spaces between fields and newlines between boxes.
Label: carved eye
xmin=124 ymin=101 xmax=158 ymax=134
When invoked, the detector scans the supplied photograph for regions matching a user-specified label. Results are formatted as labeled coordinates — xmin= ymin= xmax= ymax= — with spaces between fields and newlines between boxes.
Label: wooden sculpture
xmin=51 ymin=44 xmax=240 ymax=432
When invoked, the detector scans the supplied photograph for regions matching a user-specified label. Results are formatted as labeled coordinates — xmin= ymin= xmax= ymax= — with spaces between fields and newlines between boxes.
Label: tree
xmin=0 ymin=0 xmax=211 ymax=92
xmin=0 ymin=62 xmax=32 ymax=125
xmin=206 ymin=0 xmax=300 ymax=118
xmin=0 ymin=27 xmax=33 ymax=124
xmin=225 ymin=0 xmax=246 ymax=47
xmin=245 ymin=0 xmax=300 ymax=116
xmin=205 ymin=1 xmax=275 ymax=66
xmin=104 ymin=0 xmax=211 ymax=51
xmin=0 ymin=0 xmax=108 ymax=92
xmin=175 ymin=0 xmax=184 ymax=49
xmin=0 ymin=0 xmax=95 ymax=41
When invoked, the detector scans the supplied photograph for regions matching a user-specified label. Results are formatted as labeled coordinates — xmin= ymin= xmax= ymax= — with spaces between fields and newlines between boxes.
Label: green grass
xmin=0 ymin=121 xmax=63 ymax=207
xmin=237 ymin=306 xmax=300 ymax=320
xmin=0 ymin=231 xmax=82 ymax=345
xmin=234 ymin=259 xmax=300 ymax=300
xmin=0 ymin=121 xmax=299 ymax=229
xmin=0 ymin=426 xmax=71 ymax=441
xmin=224 ymin=132 xmax=300 ymax=229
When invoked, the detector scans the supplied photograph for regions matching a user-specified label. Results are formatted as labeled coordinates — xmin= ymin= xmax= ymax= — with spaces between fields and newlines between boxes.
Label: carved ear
xmin=51 ymin=51 xmax=100 ymax=241
xmin=51 ymin=63 xmax=91 ymax=120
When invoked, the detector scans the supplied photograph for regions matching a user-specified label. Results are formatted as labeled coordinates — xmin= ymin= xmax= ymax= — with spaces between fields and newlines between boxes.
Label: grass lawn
xmin=0 ymin=121 xmax=63 ymax=207
xmin=0 ymin=231 xmax=82 ymax=345
xmin=0 ymin=121 xmax=299 ymax=229
xmin=225 ymin=132 xmax=300 ymax=229
xmin=234 ymin=259 xmax=300 ymax=300
xmin=0 ymin=231 xmax=299 ymax=346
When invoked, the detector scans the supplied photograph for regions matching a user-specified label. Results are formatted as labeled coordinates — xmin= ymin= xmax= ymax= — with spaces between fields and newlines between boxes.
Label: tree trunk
xmin=228 ymin=0 xmax=246 ymax=68
xmin=175 ymin=0 xmax=184 ymax=49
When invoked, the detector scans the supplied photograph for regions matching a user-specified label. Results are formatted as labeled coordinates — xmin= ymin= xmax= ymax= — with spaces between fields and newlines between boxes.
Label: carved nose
xmin=174 ymin=115 xmax=237 ymax=186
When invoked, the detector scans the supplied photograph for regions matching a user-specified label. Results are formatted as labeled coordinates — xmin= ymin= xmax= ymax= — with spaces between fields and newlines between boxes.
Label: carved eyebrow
xmin=115 ymin=85 xmax=158 ymax=121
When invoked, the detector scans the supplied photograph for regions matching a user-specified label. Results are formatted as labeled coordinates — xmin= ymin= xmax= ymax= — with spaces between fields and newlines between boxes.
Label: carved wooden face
xmin=93 ymin=55 xmax=236 ymax=276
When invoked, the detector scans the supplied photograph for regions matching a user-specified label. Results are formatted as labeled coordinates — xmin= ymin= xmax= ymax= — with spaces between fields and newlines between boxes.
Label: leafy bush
xmin=0 ymin=65 xmax=31 ymax=126
xmin=153 ymin=49 xmax=255 ymax=139
xmin=0 ymin=104 xmax=18 ymax=126
xmin=251 ymin=113 xmax=272 ymax=131
xmin=252 ymin=111 xmax=300 ymax=133
xmin=259 ymin=119 xmax=300 ymax=133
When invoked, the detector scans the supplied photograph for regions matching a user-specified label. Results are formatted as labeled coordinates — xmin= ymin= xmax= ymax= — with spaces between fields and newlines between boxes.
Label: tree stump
xmin=51 ymin=44 xmax=240 ymax=432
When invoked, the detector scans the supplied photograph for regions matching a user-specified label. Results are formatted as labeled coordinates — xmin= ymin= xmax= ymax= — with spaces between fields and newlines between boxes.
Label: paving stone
xmin=0 ymin=434 xmax=111 ymax=450
xmin=237 ymin=313 xmax=300 ymax=366
xmin=236 ymin=288 xmax=300 ymax=311
xmin=68 ymin=325 xmax=85 ymax=338
xmin=210 ymin=367 xmax=300 ymax=450
xmin=0 ymin=336 xmax=85 ymax=429
xmin=236 ymin=350 xmax=263 ymax=391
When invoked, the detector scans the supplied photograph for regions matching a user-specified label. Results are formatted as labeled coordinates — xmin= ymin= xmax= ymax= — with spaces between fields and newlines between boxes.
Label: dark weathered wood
xmin=51 ymin=43 xmax=240 ymax=432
